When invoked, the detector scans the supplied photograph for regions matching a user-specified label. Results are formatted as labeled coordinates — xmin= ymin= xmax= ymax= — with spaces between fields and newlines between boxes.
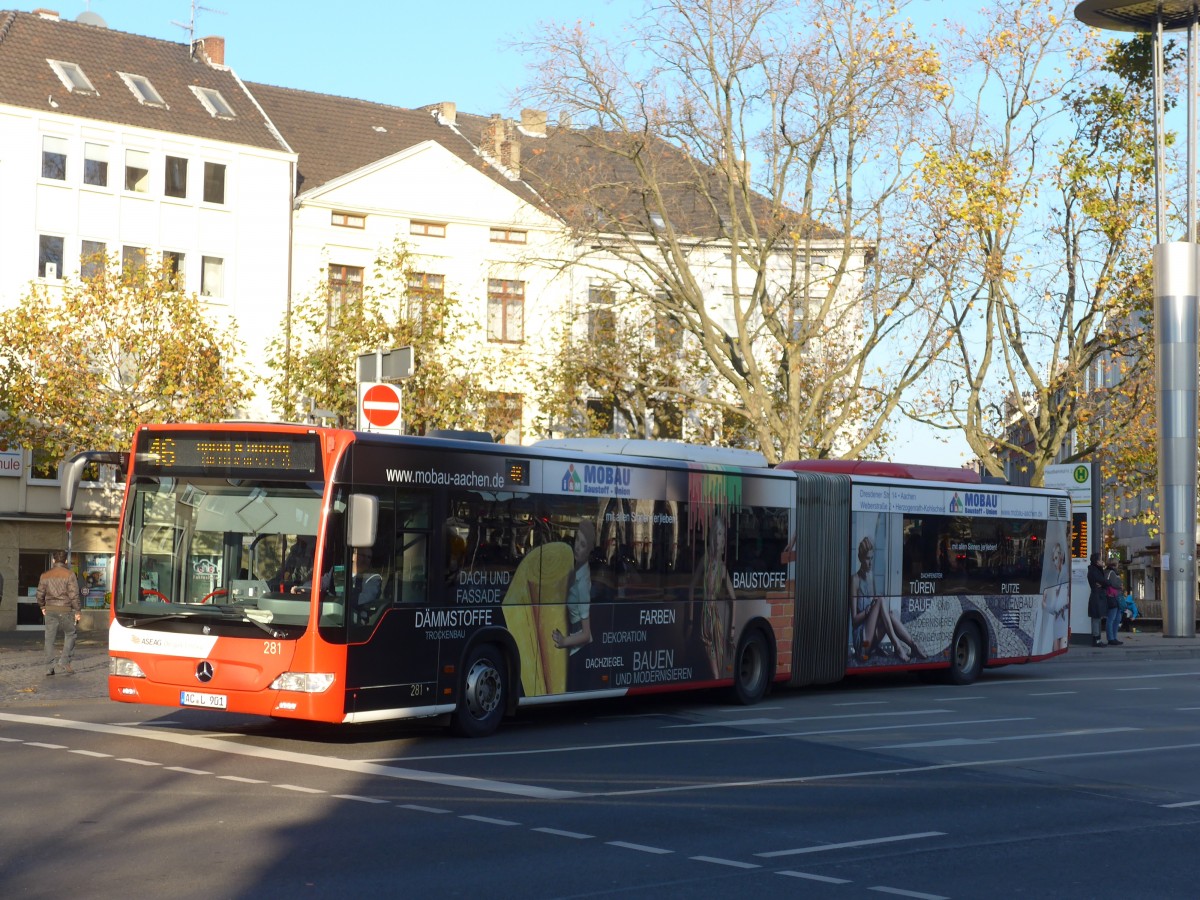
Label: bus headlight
xmin=270 ymin=672 xmax=335 ymax=693
xmin=110 ymin=656 xmax=146 ymax=678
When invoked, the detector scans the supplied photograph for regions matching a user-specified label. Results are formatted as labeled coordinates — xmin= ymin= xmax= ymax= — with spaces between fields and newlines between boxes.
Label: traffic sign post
xmin=358 ymin=381 xmax=404 ymax=433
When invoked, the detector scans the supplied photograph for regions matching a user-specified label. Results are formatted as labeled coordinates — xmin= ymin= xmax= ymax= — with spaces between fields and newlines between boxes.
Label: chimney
xmin=437 ymin=102 xmax=456 ymax=126
xmin=483 ymin=114 xmax=521 ymax=176
xmin=520 ymin=108 xmax=547 ymax=137
xmin=194 ymin=35 xmax=225 ymax=65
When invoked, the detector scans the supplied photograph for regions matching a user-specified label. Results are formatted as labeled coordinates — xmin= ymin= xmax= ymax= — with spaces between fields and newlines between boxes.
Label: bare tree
xmin=517 ymin=0 xmax=953 ymax=462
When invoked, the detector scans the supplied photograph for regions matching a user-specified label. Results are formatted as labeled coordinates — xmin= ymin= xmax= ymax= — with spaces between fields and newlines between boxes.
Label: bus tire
xmin=450 ymin=643 xmax=507 ymax=738
xmin=947 ymin=621 xmax=984 ymax=685
xmin=732 ymin=629 xmax=770 ymax=705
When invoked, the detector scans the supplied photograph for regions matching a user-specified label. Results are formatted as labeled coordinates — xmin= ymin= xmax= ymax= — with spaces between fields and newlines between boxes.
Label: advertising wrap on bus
xmin=84 ymin=424 xmax=1069 ymax=737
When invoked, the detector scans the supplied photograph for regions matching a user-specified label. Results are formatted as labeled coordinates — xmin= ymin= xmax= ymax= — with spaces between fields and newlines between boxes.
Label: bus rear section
xmin=781 ymin=461 xmax=1073 ymax=684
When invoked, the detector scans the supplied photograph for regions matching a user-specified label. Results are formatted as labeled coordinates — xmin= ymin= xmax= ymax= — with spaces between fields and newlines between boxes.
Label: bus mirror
xmin=347 ymin=493 xmax=378 ymax=548
xmin=60 ymin=450 xmax=128 ymax=511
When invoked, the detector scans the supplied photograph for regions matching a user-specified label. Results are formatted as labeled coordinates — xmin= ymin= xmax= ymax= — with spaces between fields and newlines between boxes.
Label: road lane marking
xmin=25 ymin=741 xmax=67 ymax=749
xmin=0 ymin=711 xmax=577 ymax=800
xmin=276 ymin=783 xmax=324 ymax=793
xmin=461 ymin=814 xmax=520 ymax=826
xmin=1160 ymin=799 xmax=1200 ymax=808
xmin=219 ymin=775 xmax=265 ymax=784
xmin=165 ymin=766 xmax=211 ymax=775
xmin=758 ymin=832 xmax=944 ymax=858
xmin=596 ymin=741 xmax=1200 ymax=797
xmin=1029 ymin=691 xmax=1076 ymax=696
xmin=534 ymin=827 xmax=593 ymax=839
xmin=869 ymin=887 xmax=948 ymax=899
xmin=335 ymin=794 xmax=389 ymax=804
xmin=690 ymin=856 xmax=760 ymax=869
xmin=868 ymin=726 xmax=1137 ymax=750
xmin=778 ymin=871 xmax=851 ymax=884
xmin=607 ymin=841 xmax=672 ymax=854
xmin=399 ymin=803 xmax=451 ymax=814
xmin=369 ymin=716 xmax=1030 ymax=763
xmin=70 ymin=749 xmax=111 ymax=758
xmin=117 ymin=757 xmax=159 ymax=766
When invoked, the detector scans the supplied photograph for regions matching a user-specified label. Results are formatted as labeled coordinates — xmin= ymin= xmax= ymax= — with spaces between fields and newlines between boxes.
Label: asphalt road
xmin=3 ymin=629 xmax=1200 ymax=899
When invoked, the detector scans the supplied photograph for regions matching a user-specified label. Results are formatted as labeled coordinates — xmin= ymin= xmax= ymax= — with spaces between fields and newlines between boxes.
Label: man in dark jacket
xmin=1086 ymin=552 xmax=1107 ymax=647
xmin=37 ymin=550 xmax=83 ymax=675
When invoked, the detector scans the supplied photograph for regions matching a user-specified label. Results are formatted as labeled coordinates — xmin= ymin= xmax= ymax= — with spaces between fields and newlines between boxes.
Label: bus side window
xmin=396 ymin=533 xmax=428 ymax=603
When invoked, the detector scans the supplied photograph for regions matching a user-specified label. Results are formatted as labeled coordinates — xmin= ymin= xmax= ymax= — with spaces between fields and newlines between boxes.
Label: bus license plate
xmin=180 ymin=691 xmax=227 ymax=710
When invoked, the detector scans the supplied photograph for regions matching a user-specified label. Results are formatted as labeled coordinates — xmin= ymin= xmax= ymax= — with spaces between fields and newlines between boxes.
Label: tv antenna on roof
xmin=171 ymin=0 xmax=226 ymax=44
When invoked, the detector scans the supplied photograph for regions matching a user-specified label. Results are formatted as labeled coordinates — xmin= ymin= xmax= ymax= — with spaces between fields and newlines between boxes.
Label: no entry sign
xmin=359 ymin=381 xmax=403 ymax=431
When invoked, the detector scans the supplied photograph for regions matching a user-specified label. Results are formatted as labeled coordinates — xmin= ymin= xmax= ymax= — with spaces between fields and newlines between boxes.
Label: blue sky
xmin=31 ymin=0 xmax=989 ymax=115
xmin=23 ymin=1 xmax=1104 ymax=468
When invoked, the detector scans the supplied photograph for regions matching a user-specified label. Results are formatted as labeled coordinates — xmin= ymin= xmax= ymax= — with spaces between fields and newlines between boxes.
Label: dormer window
xmin=47 ymin=59 xmax=96 ymax=95
xmin=119 ymin=72 xmax=167 ymax=108
xmin=190 ymin=85 xmax=236 ymax=118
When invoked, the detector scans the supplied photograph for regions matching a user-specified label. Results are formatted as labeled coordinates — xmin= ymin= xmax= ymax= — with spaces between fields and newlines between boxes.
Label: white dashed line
xmin=117 ymin=757 xmax=160 ymax=766
xmin=399 ymin=803 xmax=451 ymax=814
xmin=1160 ymin=799 xmax=1200 ymax=808
xmin=26 ymin=742 xmax=67 ymax=749
xmin=869 ymin=886 xmax=948 ymax=899
xmin=70 ymin=749 xmax=111 ymax=758
xmin=608 ymin=841 xmax=673 ymax=855
xmin=778 ymin=871 xmax=851 ymax=884
xmin=334 ymin=794 xmax=389 ymax=804
xmin=758 ymin=832 xmax=945 ymax=858
xmin=165 ymin=766 xmax=211 ymax=775
xmin=460 ymin=814 xmax=520 ymax=826
xmin=533 ymin=827 xmax=593 ymax=839
xmin=218 ymin=775 xmax=266 ymax=784
xmin=0 ymin=736 xmax=21 ymax=743
xmin=690 ymin=856 xmax=759 ymax=869
xmin=276 ymin=783 xmax=325 ymax=794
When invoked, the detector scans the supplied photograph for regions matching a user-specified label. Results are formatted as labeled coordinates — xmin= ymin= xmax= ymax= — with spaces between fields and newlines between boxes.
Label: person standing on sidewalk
xmin=37 ymin=550 xmax=83 ymax=676
xmin=1104 ymin=561 xmax=1124 ymax=646
xmin=1086 ymin=552 xmax=1108 ymax=647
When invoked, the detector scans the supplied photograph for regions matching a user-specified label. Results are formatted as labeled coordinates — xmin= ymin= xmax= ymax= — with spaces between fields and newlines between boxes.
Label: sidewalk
xmin=0 ymin=629 xmax=110 ymax=706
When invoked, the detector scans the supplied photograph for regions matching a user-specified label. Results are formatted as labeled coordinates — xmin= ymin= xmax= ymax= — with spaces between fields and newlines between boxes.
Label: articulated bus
xmin=63 ymin=424 xmax=1071 ymax=737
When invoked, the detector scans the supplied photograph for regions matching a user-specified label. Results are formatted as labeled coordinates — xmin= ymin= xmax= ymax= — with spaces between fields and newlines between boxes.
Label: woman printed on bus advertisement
xmin=850 ymin=534 xmax=925 ymax=664
xmin=690 ymin=513 xmax=736 ymax=680
xmin=1033 ymin=540 xmax=1069 ymax=656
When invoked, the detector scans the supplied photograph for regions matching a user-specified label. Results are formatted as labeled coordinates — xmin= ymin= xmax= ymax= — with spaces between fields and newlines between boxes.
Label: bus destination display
xmin=137 ymin=433 xmax=321 ymax=479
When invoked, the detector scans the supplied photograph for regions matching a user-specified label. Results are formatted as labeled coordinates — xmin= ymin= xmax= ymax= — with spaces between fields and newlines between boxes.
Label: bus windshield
xmin=116 ymin=476 xmax=327 ymax=630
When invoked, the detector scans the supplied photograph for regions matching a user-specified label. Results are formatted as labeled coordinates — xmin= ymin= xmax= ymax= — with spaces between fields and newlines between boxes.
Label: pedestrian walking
xmin=1086 ymin=552 xmax=1107 ymax=647
xmin=1104 ymin=560 xmax=1124 ymax=646
xmin=37 ymin=550 xmax=83 ymax=675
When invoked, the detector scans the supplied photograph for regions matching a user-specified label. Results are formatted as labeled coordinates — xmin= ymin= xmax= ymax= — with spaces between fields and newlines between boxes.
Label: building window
xmin=407 ymin=273 xmax=444 ymax=331
xmin=38 ymin=235 xmax=64 ymax=279
xmin=410 ymin=220 xmax=446 ymax=238
xmin=30 ymin=448 xmax=61 ymax=481
xmin=83 ymin=143 xmax=108 ymax=186
xmin=125 ymin=149 xmax=150 ymax=193
xmin=332 ymin=211 xmax=365 ymax=228
xmin=489 ymin=227 xmax=527 ymax=244
xmin=329 ymin=265 xmax=364 ymax=305
xmin=163 ymin=250 xmax=185 ymax=286
xmin=164 ymin=156 xmax=188 ymax=198
xmin=487 ymin=279 xmax=525 ymax=343
xmin=587 ymin=285 xmax=616 ymax=342
xmin=122 ymin=245 xmax=146 ymax=272
xmin=48 ymin=59 xmax=97 ymax=94
xmin=203 ymin=162 xmax=226 ymax=204
xmin=201 ymin=256 xmax=224 ymax=297
xmin=119 ymin=72 xmax=167 ymax=107
xmin=80 ymin=240 xmax=106 ymax=280
xmin=190 ymin=85 xmax=236 ymax=118
xmin=41 ymin=135 xmax=67 ymax=180
xmin=485 ymin=392 xmax=523 ymax=441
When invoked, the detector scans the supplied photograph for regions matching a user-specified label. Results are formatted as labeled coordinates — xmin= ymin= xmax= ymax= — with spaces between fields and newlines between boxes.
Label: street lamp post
xmin=1076 ymin=1 xmax=1199 ymax=639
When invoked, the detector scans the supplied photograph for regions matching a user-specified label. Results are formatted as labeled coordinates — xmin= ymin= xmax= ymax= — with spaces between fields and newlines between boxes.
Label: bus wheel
xmin=451 ymin=644 xmax=507 ymax=738
xmin=732 ymin=630 xmax=770 ymax=705
xmin=948 ymin=621 xmax=984 ymax=685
